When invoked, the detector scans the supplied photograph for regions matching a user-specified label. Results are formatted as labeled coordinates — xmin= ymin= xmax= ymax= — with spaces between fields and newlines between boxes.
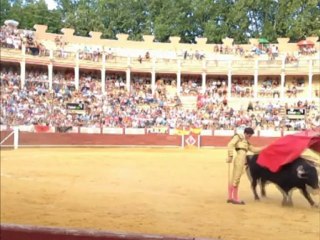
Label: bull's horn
xmin=297 ymin=165 xmax=307 ymax=179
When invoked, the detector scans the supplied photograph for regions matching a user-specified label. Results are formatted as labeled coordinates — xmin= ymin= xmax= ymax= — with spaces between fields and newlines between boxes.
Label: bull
xmin=246 ymin=154 xmax=319 ymax=207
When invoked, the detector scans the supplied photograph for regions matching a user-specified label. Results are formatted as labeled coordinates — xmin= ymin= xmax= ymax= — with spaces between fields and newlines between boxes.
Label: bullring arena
xmin=1 ymin=131 xmax=319 ymax=240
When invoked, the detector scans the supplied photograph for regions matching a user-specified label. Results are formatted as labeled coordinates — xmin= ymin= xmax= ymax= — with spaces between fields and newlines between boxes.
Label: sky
xmin=45 ymin=0 xmax=57 ymax=10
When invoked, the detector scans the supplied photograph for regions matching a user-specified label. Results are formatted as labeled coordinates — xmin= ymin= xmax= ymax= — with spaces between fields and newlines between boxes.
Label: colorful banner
xmin=66 ymin=103 xmax=85 ymax=114
xmin=190 ymin=127 xmax=202 ymax=135
xmin=175 ymin=128 xmax=190 ymax=136
xmin=175 ymin=127 xmax=202 ymax=136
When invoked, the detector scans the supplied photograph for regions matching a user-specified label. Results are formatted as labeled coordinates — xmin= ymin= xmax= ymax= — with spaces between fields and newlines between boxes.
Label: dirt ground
xmin=1 ymin=148 xmax=319 ymax=240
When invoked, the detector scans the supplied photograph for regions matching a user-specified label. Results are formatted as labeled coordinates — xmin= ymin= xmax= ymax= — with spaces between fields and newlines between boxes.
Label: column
xmin=74 ymin=66 xmax=79 ymax=90
xmin=20 ymin=61 xmax=26 ymax=88
xmin=227 ymin=70 xmax=232 ymax=98
xmin=280 ymin=72 xmax=285 ymax=99
xmin=49 ymin=49 xmax=54 ymax=60
xmin=201 ymin=72 xmax=206 ymax=93
xmin=253 ymin=60 xmax=259 ymax=99
xmin=102 ymin=52 xmax=106 ymax=66
xmin=227 ymin=60 xmax=232 ymax=98
xmin=48 ymin=63 xmax=53 ymax=90
xmin=281 ymin=55 xmax=286 ymax=70
xmin=127 ymin=57 xmax=131 ymax=68
xmin=126 ymin=68 xmax=131 ymax=91
xmin=75 ymin=51 xmax=80 ymax=90
xmin=21 ymin=44 xmax=26 ymax=56
xmin=101 ymin=52 xmax=106 ymax=93
xmin=151 ymin=58 xmax=156 ymax=94
xmin=308 ymin=74 xmax=313 ymax=100
xmin=101 ymin=68 xmax=106 ymax=93
xmin=151 ymin=69 xmax=156 ymax=95
xmin=202 ymin=59 xmax=207 ymax=70
xmin=308 ymin=60 xmax=313 ymax=99
xmin=177 ymin=59 xmax=181 ymax=95
xmin=280 ymin=56 xmax=286 ymax=100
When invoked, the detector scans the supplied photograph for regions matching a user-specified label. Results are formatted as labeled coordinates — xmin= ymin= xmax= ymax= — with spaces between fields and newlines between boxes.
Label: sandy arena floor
xmin=1 ymin=148 xmax=319 ymax=240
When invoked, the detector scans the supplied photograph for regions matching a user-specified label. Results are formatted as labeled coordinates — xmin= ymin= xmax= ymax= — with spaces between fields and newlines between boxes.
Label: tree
xmin=0 ymin=0 xmax=12 ymax=25
xmin=2 ymin=0 xmax=319 ymax=42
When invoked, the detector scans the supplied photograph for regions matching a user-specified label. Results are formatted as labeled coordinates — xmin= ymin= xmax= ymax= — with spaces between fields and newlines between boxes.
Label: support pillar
xmin=49 ymin=49 xmax=54 ymax=59
xmin=74 ymin=51 xmax=79 ymax=90
xmin=74 ymin=66 xmax=79 ymax=90
xmin=253 ymin=60 xmax=259 ymax=99
xmin=22 ymin=44 xmax=26 ymax=56
xmin=101 ymin=68 xmax=106 ymax=93
xmin=151 ymin=69 xmax=156 ymax=95
xmin=126 ymin=68 xmax=131 ymax=92
xmin=280 ymin=72 xmax=286 ymax=99
xmin=48 ymin=63 xmax=53 ymax=90
xmin=201 ymin=72 xmax=206 ymax=93
xmin=20 ymin=61 xmax=25 ymax=88
xmin=177 ymin=59 xmax=181 ymax=95
xmin=101 ymin=52 xmax=106 ymax=93
xmin=308 ymin=60 xmax=313 ymax=100
xmin=227 ymin=70 xmax=232 ymax=98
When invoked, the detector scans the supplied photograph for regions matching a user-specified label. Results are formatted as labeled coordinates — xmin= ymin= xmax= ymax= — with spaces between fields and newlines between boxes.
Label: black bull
xmin=246 ymin=155 xmax=320 ymax=207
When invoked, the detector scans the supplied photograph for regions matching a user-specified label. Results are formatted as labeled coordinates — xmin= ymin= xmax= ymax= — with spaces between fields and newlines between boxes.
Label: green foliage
xmin=1 ymin=0 xmax=62 ymax=32
xmin=0 ymin=0 xmax=12 ymax=25
xmin=2 ymin=0 xmax=319 ymax=43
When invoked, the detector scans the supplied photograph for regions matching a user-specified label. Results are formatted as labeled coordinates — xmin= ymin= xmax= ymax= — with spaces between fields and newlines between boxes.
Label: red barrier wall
xmin=0 ymin=131 xmax=277 ymax=147
xmin=200 ymin=135 xmax=278 ymax=147
xmin=0 ymin=131 xmax=278 ymax=147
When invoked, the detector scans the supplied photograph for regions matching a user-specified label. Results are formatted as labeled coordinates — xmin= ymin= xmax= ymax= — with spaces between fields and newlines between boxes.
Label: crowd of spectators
xmin=0 ymin=22 xmax=48 ymax=56
xmin=258 ymin=78 xmax=280 ymax=98
xmin=1 ymin=23 xmax=319 ymax=132
xmin=299 ymin=45 xmax=317 ymax=55
xmin=231 ymin=78 xmax=253 ymax=98
xmin=1 ymin=67 xmax=319 ymax=131
xmin=0 ymin=23 xmax=23 ymax=49
xmin=285 ymin=53 xmax=298 ymax=64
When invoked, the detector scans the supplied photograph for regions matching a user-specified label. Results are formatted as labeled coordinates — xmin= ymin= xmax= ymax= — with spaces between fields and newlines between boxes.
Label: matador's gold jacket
xmin=227 ymin=133 xmax=262 ymax=158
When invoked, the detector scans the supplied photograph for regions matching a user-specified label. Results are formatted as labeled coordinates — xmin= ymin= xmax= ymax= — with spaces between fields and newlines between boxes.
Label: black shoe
xmin=232 ymin=200 xmax=245 ymax=205
xmin=227 ymin=199 xmax=245 ymax=205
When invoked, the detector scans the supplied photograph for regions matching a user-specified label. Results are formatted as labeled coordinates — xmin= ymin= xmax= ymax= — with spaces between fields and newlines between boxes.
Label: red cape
xmin=257 ymin=129 xmax=320 ymax=172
